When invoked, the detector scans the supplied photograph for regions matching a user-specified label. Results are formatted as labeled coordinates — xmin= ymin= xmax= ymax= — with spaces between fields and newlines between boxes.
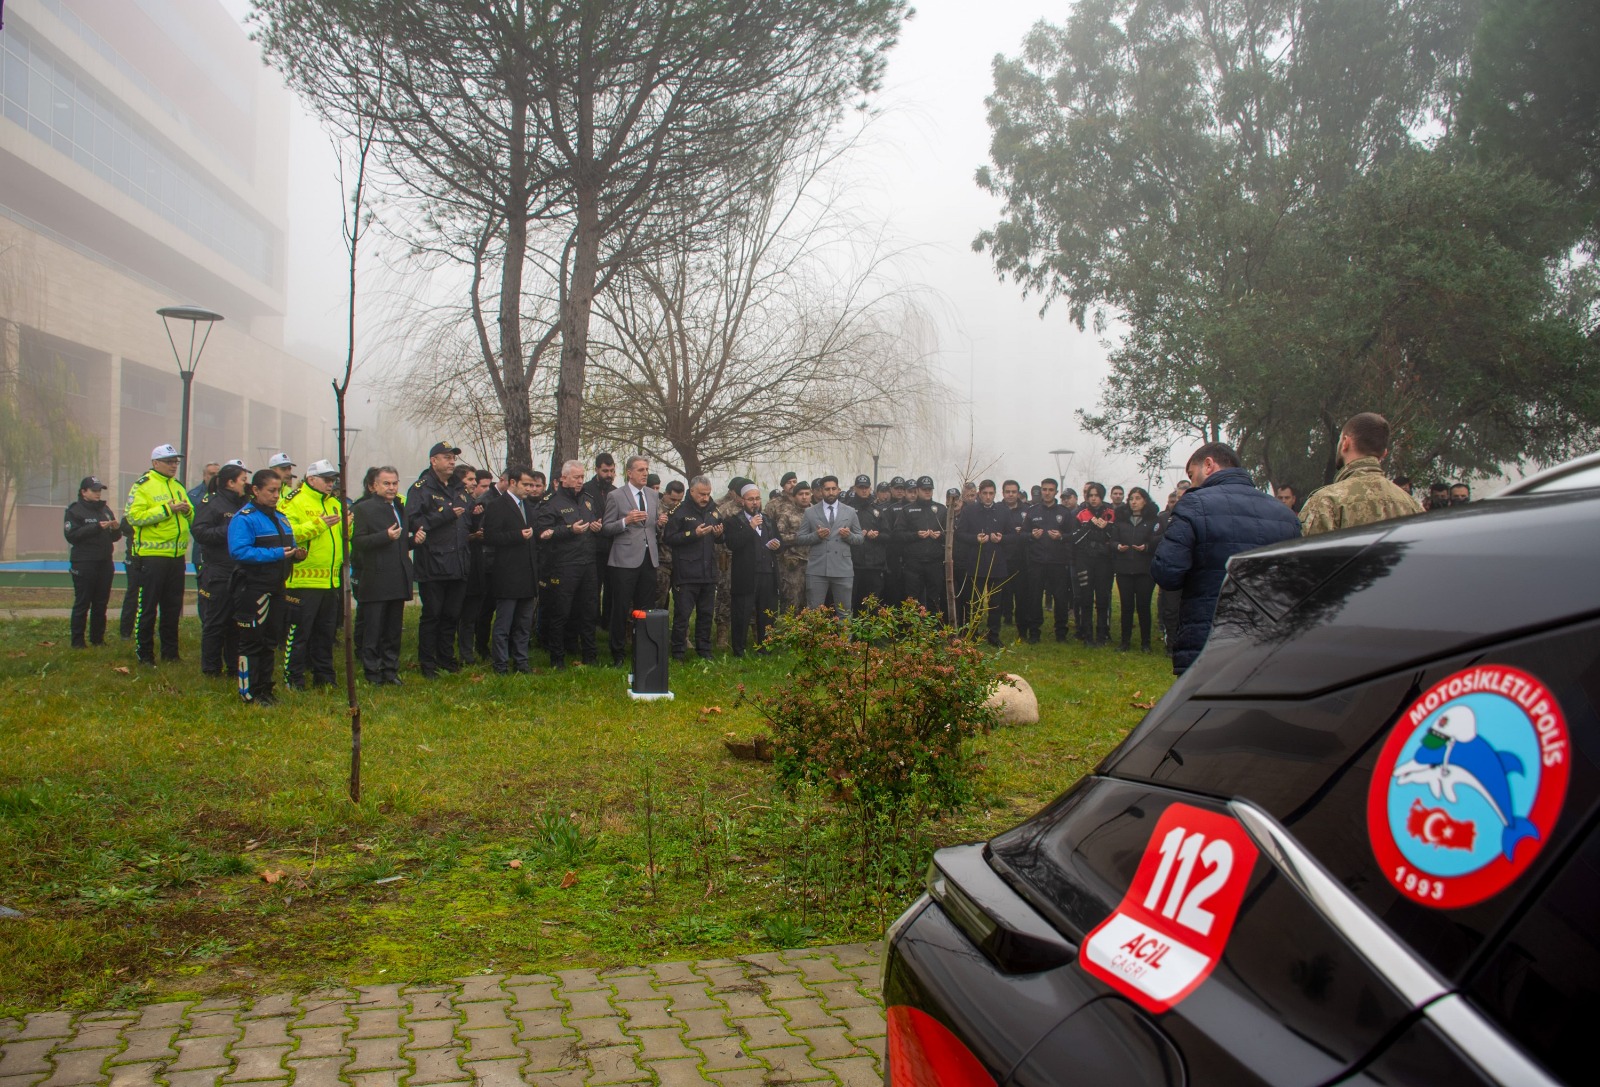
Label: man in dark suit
xmin=600 ymin=454 xmax=661 ymax=666
xmin=723 ymin=483 xmax=782 ymax=655
xmin=482 ymin=467 xmax=540 ymax=674
xmin=350 ymin=466 xmax=412 ymax=685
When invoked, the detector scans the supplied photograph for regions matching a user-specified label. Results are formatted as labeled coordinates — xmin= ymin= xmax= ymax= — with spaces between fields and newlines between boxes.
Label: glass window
xmin=0 ymin=20 xmax=272 ymax=283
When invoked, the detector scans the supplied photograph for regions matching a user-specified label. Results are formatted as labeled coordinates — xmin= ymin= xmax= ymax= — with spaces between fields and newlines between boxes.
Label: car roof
xmin=1491 ymin=450 xmax=1600 ymax=497
xmin=1186 ymin=489 xmax=1600 ymax=698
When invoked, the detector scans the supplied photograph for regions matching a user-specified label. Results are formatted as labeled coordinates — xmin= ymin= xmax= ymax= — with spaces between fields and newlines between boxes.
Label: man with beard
xmin=773 ymin=480 xmax=811 ymax=612
xmin=723 ymin=482 xmax=782 ymax=654
xmin=1297 ymin=413 xmax=1423 ymax=535
xmin=664 ymin=476 xmax=723 ymax=659
xmin=534 ymin=460 xmax=603 ymax=669
xmin=581 ymin=453 xmax=617 ymax=629
xmin=954 ymin=479 xmax=1008 ymax=645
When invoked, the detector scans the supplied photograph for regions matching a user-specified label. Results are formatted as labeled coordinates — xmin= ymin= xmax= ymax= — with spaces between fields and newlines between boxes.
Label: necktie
xmin=516 ymin=495 xmax=526 ymax=525
xmin=827 ymin=503 xmax=834 ymax=525
xmin=636 ymin=488 xmax=645 ymax=512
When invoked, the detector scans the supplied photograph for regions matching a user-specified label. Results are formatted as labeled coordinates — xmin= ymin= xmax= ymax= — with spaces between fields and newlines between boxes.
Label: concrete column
xmin=0 ymin=320 xmax=18 ymax=559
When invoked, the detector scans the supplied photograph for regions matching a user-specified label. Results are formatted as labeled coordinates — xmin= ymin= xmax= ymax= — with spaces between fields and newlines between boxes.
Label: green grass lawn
xmin=0 ymin=606 xmax=1174 ymax=1014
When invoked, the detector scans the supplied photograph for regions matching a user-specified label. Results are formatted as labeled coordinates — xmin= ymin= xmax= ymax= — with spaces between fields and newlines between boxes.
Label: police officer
xmin=408 ymin=442 xmax=472 ymax=678
xmin=882 ymin=477 xmax=908 ymax=604
xmin=663 ymin=476 xmax=723 ymax=659
xmin=280 ymin=459 xmax=347 ymax=689
xmin=896 ymin=476 xmax=947 ymax=614
xmin=842 ymin=474 xmax=887 ymax=613
xmin=998 ymin=480 xmax=1029 ymax=629
xmin=1022 ymin=478 xmax=1073 ymax=642
xmin=125 ymin=444 xmax=194 ymax=666
xmin=63 ymin=476 xmax=119 ymax=648
xmin=191 ymin=464 xmax=251 ymax=675
xmin=267 ymin=453 xmax=295 ymax=483
xmin=535 ymin=459 xmax=603 ymax=669
xmin=228 ymin=470 xmax=304 ymax=705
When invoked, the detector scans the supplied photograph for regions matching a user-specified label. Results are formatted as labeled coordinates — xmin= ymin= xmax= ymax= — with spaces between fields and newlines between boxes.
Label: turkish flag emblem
xmin=1406 ymin=800 xmax=1477 ymax=852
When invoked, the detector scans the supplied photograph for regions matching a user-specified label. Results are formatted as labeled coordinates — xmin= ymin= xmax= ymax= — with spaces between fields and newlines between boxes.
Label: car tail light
xmin=887 ymin=1005 xmax=997 ymax=1087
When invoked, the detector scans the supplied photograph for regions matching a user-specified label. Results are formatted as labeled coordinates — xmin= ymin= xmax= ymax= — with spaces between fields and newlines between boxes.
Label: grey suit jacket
xmin=795 ymin=501 xmax=861 ymax=577
xmin=602 ymin=484 xmax=660 ymax=568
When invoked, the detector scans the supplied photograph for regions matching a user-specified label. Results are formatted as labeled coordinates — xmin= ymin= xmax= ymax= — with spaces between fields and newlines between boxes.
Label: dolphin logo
xmin=1393 ymin=705 xmax=1540 ymax=861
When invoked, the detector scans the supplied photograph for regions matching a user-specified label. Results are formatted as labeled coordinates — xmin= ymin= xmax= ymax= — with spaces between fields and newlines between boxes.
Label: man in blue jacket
xmin=1152 ymin=442 xmax=1300 ymax=675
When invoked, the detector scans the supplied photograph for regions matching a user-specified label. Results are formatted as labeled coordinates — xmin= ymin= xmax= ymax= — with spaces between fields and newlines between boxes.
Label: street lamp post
xmin=157 ymin=305 xmax=224 ymax=485
xmin=862 ymin=422 xmax=893 ymax=484
xmin=1049 ymin=448 xmax=1076 ymax=487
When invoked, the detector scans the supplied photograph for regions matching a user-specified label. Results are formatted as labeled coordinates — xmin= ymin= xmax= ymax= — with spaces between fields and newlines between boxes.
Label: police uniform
xmin=191 ymin=484 xmax=248 ymax=674
xmin=63 ymin=478 xmax=118 ymax=648
xmin=896 ymin=477 xmax=948 ymax=614
xmin=125 ymin=447 xmax=194 ymax=664
xmin=663 ymin=493 xmax=722 ymax=658
xmin=1021 ymin=498 xmax=1073 ymax=641
xmin=280 ymin=464 xmax=347 ymax=688
xmin=534 ymin=482 xmax=602 ymax=668
xmin=842 ymin=476 xmax=887 ymax=613
xmin=228 ymin=498 xmax=296 ymax=704
xmin=407 ymin=445 xmax=472 ymax=677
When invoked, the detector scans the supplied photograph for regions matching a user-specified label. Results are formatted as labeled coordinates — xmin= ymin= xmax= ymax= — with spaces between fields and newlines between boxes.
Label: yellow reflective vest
xmin=280 ymin=482 xmax=347 ymax=589
xmin=125 ymin=471 xmax=193 ymax=558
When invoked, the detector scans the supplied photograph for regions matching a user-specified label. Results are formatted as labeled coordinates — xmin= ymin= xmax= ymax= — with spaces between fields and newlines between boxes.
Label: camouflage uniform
xmin=712 ymin=492 xmax=744 ymax=646
xmin=655 ymin=495 xmax=680 ymax=608
xmin=769 ymin=495 xmax=809 ymax=612
xmin=1298 ymin=457 xmax=1423 ymax=536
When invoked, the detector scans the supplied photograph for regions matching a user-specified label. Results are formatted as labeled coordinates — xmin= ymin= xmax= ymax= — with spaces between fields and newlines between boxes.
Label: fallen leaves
xmin=506 ymin=859 xmax=522 ymax=870
xmin=559 ymin=870 xmax=577 ymax=889
xmin=37 ymin=640 xmax=56 ymax=647
xmin=260 ymin=870 xmax=285 ymax=885
xmin=1131 ymin=700 xmax=1156 ymax=710
xmin=112 ymin=666 xmax=131 ymax=675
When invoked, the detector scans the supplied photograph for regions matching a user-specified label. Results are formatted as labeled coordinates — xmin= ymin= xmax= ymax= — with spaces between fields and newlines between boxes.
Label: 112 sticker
xmin=1080 ymin=803 xmax=1259 ymax=1014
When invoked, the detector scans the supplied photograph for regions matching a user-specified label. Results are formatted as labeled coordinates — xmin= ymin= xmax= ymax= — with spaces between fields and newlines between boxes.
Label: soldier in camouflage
xmin=655 ymin=480 xmax=683 ymax=608
xmin=1298 ymin=413 xmax=1423 ymax=536
xmin=713 ymin=477 xmax=751 ymax=645
xmin=773 ymin=480 xmax=811 ymax=612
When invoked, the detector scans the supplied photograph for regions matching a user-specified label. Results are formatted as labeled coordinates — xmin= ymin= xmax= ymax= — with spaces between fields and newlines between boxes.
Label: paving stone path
xmin=0 ymin=946 xmax=886 ymax=1087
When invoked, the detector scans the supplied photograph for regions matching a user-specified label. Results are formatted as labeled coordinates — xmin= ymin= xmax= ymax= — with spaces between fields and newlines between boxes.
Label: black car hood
xmin=1189 ymin=492 xmax=1600 ymax=699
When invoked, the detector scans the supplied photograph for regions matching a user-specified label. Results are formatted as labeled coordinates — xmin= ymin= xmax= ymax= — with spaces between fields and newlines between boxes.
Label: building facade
xmin=0 ymin=0 xmax=334 ymax=557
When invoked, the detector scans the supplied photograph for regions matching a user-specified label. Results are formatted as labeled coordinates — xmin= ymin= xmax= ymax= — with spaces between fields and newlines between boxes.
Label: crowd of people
xmin=60 ymin=412 xmax=1439 ymax=702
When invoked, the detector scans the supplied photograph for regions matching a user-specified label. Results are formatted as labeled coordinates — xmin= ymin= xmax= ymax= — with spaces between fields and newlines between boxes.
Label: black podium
xmin=628 ymin=608 xmax=672 ymax=700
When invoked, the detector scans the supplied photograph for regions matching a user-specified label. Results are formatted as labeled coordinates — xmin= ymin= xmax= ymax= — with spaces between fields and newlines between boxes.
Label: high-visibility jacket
xmin=125 ymin=471 xmax=193 ymax=558
xmin=280 ymin=483 xmax=346 ymax=589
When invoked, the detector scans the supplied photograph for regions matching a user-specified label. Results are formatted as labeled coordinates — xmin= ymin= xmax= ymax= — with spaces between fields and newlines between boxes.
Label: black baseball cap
xmin=890 ymin=476 xmax=906 ymax=488
xmin=79 ymin=476 xmax=105 ymax=491
xmin=917 ymin=475 xmax=934 ymax=489
xmin=429 ymin=441 xmax=462 ymax=457
xmin=875 ymin=482 xmax=891 ymax=494
xmin=946 ymin=487 xmax=960 ymax=499
xmin=854 ymin=474 xmax=871 ymax=487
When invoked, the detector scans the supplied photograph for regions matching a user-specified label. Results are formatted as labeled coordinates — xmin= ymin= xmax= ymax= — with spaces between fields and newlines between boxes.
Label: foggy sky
xmin=224 ymin=0 xmax=1166 ymax=494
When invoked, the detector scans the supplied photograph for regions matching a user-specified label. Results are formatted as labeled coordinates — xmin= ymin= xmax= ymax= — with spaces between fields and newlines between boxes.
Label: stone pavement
xmin=0 ymin=945 xmax=887 ymax=1087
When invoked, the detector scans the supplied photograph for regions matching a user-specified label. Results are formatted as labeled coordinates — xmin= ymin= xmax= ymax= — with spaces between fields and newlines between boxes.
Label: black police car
xmin=883 ymin=467 xmax=1599 ymax=1086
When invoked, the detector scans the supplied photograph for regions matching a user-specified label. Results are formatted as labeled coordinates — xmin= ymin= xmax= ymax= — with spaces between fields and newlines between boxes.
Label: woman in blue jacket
xmin=227 ymin=470 xmax=305 ymax=706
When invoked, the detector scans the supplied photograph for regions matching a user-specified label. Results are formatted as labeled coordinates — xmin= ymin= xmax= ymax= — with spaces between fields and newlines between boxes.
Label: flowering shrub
xmin=748 ymin=601 xmax=998 ymax=813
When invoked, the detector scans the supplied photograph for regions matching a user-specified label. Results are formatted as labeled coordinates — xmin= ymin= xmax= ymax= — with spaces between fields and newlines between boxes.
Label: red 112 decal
xmin=1079 ymin=803 xmax=1260 ymax=1014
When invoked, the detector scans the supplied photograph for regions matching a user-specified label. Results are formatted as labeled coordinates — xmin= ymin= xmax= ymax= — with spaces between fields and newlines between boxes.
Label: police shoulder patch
xmin=135 ymin=473 xmax=150 ymax=484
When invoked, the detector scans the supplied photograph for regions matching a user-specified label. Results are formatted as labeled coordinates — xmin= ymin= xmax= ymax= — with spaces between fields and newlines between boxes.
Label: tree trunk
xmin=554 ymin=188 xmax=600 ymax=479
xmin=499 ymin=91 xmax=532 ymax=473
